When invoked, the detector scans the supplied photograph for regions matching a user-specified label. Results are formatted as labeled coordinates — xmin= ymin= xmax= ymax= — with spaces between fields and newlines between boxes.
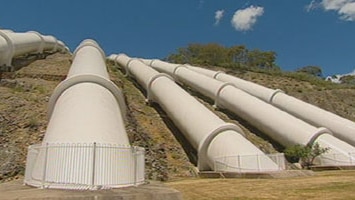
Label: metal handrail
xmin=24 ymin=143 xmax=145 ymax=190
xmin=214 ymin=153 xmax=286 ymax=172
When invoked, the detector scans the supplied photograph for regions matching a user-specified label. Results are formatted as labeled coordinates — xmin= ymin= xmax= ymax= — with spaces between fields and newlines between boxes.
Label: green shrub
xmin=284 ymin=143 xmax=329 ymax=168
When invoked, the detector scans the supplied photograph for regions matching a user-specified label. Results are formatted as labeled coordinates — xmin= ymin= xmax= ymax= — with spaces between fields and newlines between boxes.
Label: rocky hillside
xmin=0 ymin=53 xmax=354 ymax=183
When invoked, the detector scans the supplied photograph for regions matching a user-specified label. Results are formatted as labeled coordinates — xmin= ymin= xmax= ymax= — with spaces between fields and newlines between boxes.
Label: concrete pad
xmin=0 ymin=179 xmax=182 ymax=200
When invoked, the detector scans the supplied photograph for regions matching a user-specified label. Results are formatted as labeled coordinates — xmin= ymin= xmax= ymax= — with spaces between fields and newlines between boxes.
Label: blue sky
xmin=1 ymin=0 xmax=355 ymax=76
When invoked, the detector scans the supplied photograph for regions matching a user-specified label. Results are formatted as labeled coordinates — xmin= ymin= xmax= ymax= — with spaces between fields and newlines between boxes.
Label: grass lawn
xmin=166 ymin=170 xmax=355 ymax=200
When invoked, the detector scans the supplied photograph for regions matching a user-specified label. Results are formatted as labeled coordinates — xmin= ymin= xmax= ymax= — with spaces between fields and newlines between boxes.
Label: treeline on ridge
xmin=165 ymin=43 xmax=279 ymax=70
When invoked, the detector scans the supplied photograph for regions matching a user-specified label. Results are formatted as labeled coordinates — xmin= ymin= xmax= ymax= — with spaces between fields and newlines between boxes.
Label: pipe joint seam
xmin=113 ymin=54 xmax=130 ymax=75
xmin=171 ymin=64 xmax=189 ymax=83
xmin=307 ymin=127 xmax=333 ymax=146
xmin=214 ymin=83 xmax=235 ymax=108
xmin=197 ymin=123 xmax=245 ymax=170
xmin=73 ymin=40 xmax=106 ymax=60
xmin=125 ymin=58 xmax=141 ymax=77
xmin=146 ymin=73 xmax=174 ymax=102
xmin=0 ymin=30 xmax=14 ymax=66
xmin=268 ymin=89 xmax=284 ymax=104
xmin=173 ymin=64 xmax=188 ymax=76
xmin=213 ymin=71 xmax=225 ymax=79
xmin=112 ymin=54 xmax=122 ymax=67
xmin=27 ymin=31 xmax=45 ymax=54
xmin=48 ymin=74 xmax=127 ymax=121
xmin=148 ymin=59 xmax=158 ymax=67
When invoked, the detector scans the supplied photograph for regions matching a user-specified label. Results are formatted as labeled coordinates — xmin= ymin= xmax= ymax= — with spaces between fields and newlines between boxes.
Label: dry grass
xmin=166 ymin=170 xmax=355 ymax=200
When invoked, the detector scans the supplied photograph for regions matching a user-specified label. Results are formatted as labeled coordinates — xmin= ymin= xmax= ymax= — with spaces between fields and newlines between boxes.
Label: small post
xmin=214 ymin=158 xmax=217 ymax=172
xmin=41 ymin=143 xmax=49 ymax=189
xmin=257 ymin=154 xmax=260 ymax=172
xmin=91 ymin=142 xmax=97 ymax=188
xmin=133 ymin=146 xmax=137 ymax=186
xmin=238 ymin=155 xmax=241 ymax=173
xmin=350 ymin=153 xmax=353 ymax=165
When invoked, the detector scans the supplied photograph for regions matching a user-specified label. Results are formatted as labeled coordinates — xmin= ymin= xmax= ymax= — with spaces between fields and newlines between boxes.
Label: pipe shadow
xmin=217 ymin=107 xmax=285 ymax=152
xmin=125 ymin=76 xmax=198 ymax=166
xmin=8 ymin=53 xmax=52 ymax=72
xmin=151 ymin=102 xmax=198 ymax=166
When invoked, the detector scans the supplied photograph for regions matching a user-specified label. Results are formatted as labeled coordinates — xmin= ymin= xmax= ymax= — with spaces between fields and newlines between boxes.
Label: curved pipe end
xmin=48 ymin=74 xmax=127 ymax=121
xmin=307 ymin=127 xmax=333 ymax=146
xmin=197 ymin=123 xmax=245 ymax=170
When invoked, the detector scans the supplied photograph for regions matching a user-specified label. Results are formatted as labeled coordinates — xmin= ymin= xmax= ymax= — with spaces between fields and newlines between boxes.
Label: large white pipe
xmin=45 ymin=40 xmax=127 ymax=144
xmin=110 ymin=54 xmax=281 ymax=172
xmin=186 ymin=66 xmax=355 ymax=147
xmin=25 ymin=40 xmax=140 ymax=189
xmin=141 ymin=59 xmax=355 ymax=166
xmin=0 ymin=29 xmax=69 ymax=67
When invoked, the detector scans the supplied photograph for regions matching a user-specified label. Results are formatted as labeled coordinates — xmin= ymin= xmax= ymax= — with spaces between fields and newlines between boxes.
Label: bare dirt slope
xmin=0 ymin=53 xmax=70 ymax=182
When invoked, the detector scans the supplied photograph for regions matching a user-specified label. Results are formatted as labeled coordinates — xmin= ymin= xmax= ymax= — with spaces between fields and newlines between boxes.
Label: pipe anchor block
xmin=197 ymin=123 xmax=245 ymax=171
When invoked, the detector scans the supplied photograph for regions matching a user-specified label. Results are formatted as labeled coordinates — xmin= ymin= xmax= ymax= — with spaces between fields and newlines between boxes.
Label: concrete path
xmin=0 ymin=179 xmax=182 ymax=200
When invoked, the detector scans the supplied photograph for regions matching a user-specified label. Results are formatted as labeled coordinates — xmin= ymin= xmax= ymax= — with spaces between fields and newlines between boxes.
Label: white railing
xmin=214 ymin=153 xmax=286 ymax=173
xmin=24 ymin=143 xmax=145 ymax=190
xmin=316 ymin=152 xmax=355 ymax=166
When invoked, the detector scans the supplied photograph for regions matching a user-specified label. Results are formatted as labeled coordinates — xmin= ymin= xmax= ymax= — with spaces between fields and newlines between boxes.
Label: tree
xmin=296 ymin=66 xmax=323 ymax=77
xmin=227 ymin=45 xmax=248 ymax=64
xmin=165 ymin=43 xmax=279 ymax=70
xmin=284 ymin=143 xmax=329 ymax=169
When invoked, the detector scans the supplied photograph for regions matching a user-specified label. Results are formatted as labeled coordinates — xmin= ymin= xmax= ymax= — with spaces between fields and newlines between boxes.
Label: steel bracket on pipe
xmin=0 ymin=30 xmax=15 ymax=66
xmin=213 ymin=82 xmax=235 ymax=109
xmin=48 ymin=74 xmax=127 ymax=121
xmin=197 ymin=123 xmax=245 ymax=170
xmin=146 ymin=73 xmax=174 ymax=103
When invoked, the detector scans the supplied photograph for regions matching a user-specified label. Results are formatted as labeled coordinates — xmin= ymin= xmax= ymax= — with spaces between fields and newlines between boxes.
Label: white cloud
xmin=231 ymin=6 xmax=264 ymax=31
xmin=322 ymin=0 xmax=350 ymax=10
xmin=338 ymin=2 xmax=355 ymax=20
xmin=307 ymin=0 xmax=355 ymax=21
xmin=306 ymin=0 xmax=320 ymax=12
xmin=214 ymin=10 xmax=224 ymax=26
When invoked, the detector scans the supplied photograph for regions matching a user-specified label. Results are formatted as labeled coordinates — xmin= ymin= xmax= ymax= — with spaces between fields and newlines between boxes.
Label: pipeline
xmin=139 ymin=59 xmax=355 ymax=166
xmin=24 ymin=40 xmax=144 ymax=190
xmin=0 ymin=29 xmax=69 ymax=70
xmin=185 ymin=66 xmax=355 ymax=147
xmin=109 ymin=53 xmax=282 ymax=172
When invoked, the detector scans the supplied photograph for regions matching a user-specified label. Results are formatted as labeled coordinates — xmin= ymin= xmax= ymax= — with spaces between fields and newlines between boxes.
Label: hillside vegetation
xmin=0 ymin=52 xmax=354 ymax=184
